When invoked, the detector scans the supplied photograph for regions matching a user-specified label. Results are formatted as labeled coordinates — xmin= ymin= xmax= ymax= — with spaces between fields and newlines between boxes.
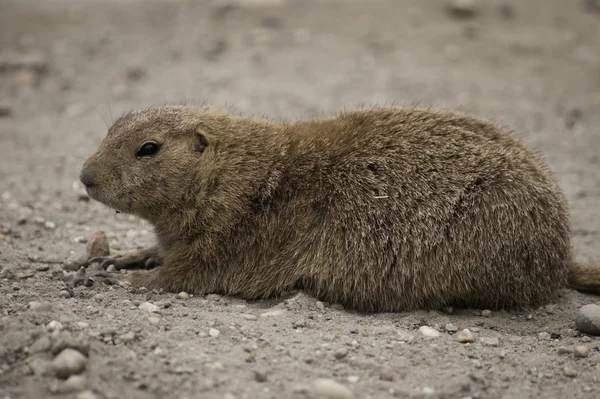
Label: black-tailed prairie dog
xmin=79 ymin=105 xmax=599 ymax=312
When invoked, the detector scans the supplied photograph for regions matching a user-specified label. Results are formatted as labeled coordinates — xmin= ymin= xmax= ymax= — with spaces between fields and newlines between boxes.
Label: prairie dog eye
xmin=136 ymin=141 xmax=160 ymax=158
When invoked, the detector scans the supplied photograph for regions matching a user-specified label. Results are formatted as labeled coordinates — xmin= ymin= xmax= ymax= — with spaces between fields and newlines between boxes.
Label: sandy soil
xmin=1 ymin=0 xmax=600 ymax=398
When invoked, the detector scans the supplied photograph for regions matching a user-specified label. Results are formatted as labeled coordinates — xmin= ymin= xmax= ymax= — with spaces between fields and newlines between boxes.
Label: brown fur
xmin=80 ymin=105 xmax=599 ymax=312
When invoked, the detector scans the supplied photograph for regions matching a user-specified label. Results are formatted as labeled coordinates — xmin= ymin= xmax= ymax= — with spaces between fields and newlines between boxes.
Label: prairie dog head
xmin=80 ymin=105 xmax=210 ymax=220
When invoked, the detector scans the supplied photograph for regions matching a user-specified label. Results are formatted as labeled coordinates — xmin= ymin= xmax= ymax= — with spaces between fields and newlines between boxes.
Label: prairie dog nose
xmin=80 ymin=161 xmax=96 ymax=187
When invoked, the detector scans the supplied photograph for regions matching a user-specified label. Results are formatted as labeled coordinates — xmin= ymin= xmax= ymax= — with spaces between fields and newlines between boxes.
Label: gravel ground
xmin=1 ymin=0 xmax=600 ymax=398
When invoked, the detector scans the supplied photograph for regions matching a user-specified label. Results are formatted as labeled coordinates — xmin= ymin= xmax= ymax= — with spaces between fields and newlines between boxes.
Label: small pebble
xmin=575 ymin=304 xmax=600 ymax=336
xmin=253 ymin=369 xmax=268 ymax=382
xmin=334 ymin=348 xmax=349 ymax=359
xmin=581 ymin=336 xmax=592 ymax=343
xmin=63 ymin=267 xmax=90 ymax=287
xmin=586 ymin=0 xmax=600 ymax=14
xmin=538 ymin=332 xmax=551 ymax=341
xmin=209 ymin=328 xmax=220 ymax=338
xmin=418 ymin=326 xmax=440 ymax=338
xmin=29 ymin=335 xmax=52 ymax=353
xmin=457 ymin=329 xmax=475 ymax=343
xmin=52 ymin=348 xmax=87 ymax=379
xmin=126 ymin=65 xmax=146 ymax=81
xmin=206 ymin=294 xmax=221 ymax=301
xmin=446 ymin=0 xmax=479 ymax=19
xmin=76 ymin=391 xmax=98 ymax=399
xmin=59 ymin=374 xmax=86 ymax=393
xmin=481 ymin=309 xmax=492 ymax=318
xmin=138 ymin=302 xmax=159 ymax=313
xmin=293 ymin=319 xmax=307 ymax=328
xmin=0 ymin=103 xmax=12 ymax=117
xmin=563 ymin=367 xmax=578 ymax=378
xmin=347 ymin=376 xmax=359 ymax=384
xmin=558 ymin=346 xmax=573 ymax=354
xmin=574 ymin=345 xmax=590 ymax=358
xmin=378 ymin=370 xmax=394 ymax=381
xmin=35 ymin=264 xmax=50 ymax=272
xmin=17 ymin=271 xmax=35 ymax=279
xmin=204 ymin=38 xmax=228 ymax=61
xmin=46 ymin=320 xmax=63 ymax=332
xmin=177 ymin=291 xmax=190 ymax=300
xmin=441 ymin=306 xmax=454 ymax=314
xmin=73 ymin=236 xmax=87 ymax=244
xmin=480 ymin=337 xmax=500 ymax=347
xmin=148 ymin=317 xmax=160 ymax=326
xmin=313 ymin=378 xmax=355 ymax=399
xmin=260 ymin=309 xmax=285 ymax=317
xmin=242 ymin=314 xmax=258 ymax=320
xmin=445 ymin=323 xmax=458 ymax=332
xmin=119 ymin=331 xmax=135 ymax=343
xmin=86 ymin=231 xmax=110 ymax=258
xmin=498 ymin=3 xmax=514 ymax=19
xmin=396 ymin=333 xmax=415 ymax=343
xmin=45 ymin=221 xmax=56 ymax=230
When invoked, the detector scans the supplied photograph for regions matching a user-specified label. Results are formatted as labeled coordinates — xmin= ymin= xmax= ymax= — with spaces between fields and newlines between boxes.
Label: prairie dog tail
xmin=568 ymin=264 xmax=600 ymax=294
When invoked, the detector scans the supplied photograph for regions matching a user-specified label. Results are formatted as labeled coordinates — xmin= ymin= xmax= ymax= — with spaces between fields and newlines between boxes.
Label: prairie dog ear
xmin=196 ymin=128 xmax=210 ymax=153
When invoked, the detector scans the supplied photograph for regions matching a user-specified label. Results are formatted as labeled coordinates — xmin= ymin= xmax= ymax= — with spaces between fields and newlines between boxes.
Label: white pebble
xmin=148 ymin=317 xmax=160 ymax=326
xmin=538 ymin=332 xmax=551 ymax=341
xmin=563 ymin=367 xmax=578 ymax=378
xmin=347 ymin=376 xmax=359 ymax=384
xmin=76 ymin=391 xmax=98 ymax=399
xmin=29 ymin=335 xmax=52 ymax=354
xmin=457 ymin=329 xmax=474 ymax=343
xmin=313 ymin=378 xmax=355 ymax=399
xmin=138 ymin=302 xmax=159 ymax=313
xmin=45 ymin=221 xmax=57 ymax=230
xmin=46 ymin=320 xmax=63 ymax=332
xmin=52 ymin=348 xmax=87 ymax=379
xmin=206 ymin=294 xmax=221 ymax=301
xmin=574 ymin=345 xmax=590 ymax=358
xmin=59 ymin=290 xmax=71 ymax=299
xmin=418 ymin=326 xmax=440 ymax=338
xmin=260 ymin=309 xmax=285 ymax=317
xmin=177 ymin=291 xmax=190 ymax=300
xmin=59 ymin=374 xmax=86 ymax=393
xmin=480 ymin=337 xmax=500 ymax=347
xmin=575 ymin=304 xmax=600 ymax=336
xmin=209 ymin=328 xmax=220 ymax=337
xmin=73 ymin=236 xmax=87 ymax=243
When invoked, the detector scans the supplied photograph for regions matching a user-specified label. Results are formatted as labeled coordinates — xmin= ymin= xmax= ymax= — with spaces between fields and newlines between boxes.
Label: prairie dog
xmin=80 ymin=105 xmax=599 ymax=312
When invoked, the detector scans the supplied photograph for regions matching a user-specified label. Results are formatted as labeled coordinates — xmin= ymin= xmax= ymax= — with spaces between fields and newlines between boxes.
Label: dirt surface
xmin=1 ymin=0 xmax=600 ymax=398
